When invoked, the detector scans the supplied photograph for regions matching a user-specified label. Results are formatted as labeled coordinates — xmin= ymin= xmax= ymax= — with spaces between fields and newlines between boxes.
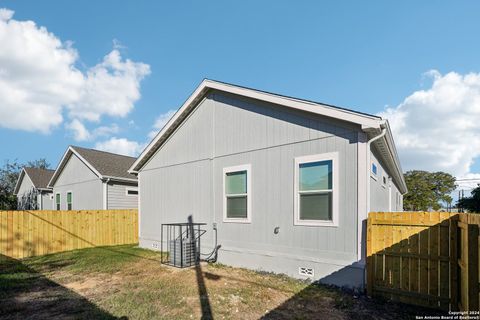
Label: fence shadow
xmin=0 ymin=212 xmax=157 ymax=264
xmin=0 ymin=210 xmax=150 ymax=262
xmin=0 ymin=253 xmax=123 ymax=320
xmin=261 ymin=278 xmax=446 ymax=320
xmin=263 ymin=212 xmax=470 ymax=318
xmin=364 ymin=212 xmax=480 ymax=312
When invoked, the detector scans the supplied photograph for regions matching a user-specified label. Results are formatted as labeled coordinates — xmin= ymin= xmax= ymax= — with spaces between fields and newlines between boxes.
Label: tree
xmin=26 ymin=159 xmax=50 ymax=170
xmin=403 ymin=170 xmax=456 ymax=211
xmin=457 ymin=185 xmax=480 ymax=213
xmin=0 ymin=160 xmax=23 ymax=210
xmin=0 ymin=158 xmax=51 ymax=210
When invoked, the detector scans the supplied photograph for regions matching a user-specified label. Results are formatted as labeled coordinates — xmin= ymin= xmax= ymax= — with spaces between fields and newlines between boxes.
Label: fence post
xmin=366 ymin=213 xmax=373 ymax=296
xmin=466 ymin=222 xmax=479 ymax=311
xmin=450 ymin=214 xmax=459 ymax=311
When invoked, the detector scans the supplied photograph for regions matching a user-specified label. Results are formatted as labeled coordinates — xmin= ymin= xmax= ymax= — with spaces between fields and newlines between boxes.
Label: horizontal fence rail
xmin=367 ymin=211 xmax=480 ymax=312
xmin=0 ymin=210 xmax=138 ymax=259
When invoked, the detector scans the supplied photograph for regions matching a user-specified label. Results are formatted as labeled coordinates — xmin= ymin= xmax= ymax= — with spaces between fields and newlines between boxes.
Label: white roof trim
xmin=370 ymin=122 xmax=407 ymax=194
xmin=13 ymin=168 xmax=27 ymax=195
xmin=128 ymin=79 xmax=406 ymax=193
xmin=129 ymin=79 xmax=384 ymax=173
xmin=48 ymin=146 xmax=103 ymax=188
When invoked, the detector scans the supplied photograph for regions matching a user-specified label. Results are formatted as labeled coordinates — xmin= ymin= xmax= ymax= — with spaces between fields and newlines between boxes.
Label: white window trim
xmin=125 ymin=187 xmax=139 ymax=197
xmin=381 ymin=175 xmax=387 ymax=189
xmin=66 ymin=191 xmax=73 ymax=210
xmin=294 ymin=152 xmax=339 ymax=227
xmin=55 ymin=192 xmax=61 ymax=211
xmin=223 ymin=164 xmax=251 ymax=223
xmin=370 ymin=161 xmax=378 ymax=180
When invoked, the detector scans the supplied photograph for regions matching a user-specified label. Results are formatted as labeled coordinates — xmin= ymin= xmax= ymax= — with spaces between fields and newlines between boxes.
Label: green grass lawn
xmin=0 ymin=245 xmax=443 ymax=320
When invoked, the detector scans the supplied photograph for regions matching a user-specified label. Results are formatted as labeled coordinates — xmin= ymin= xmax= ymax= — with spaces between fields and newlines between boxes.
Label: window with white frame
xmin=67 ymin=192 xmax=73 ymax=210
xmin=223 ymin=164 xmax=251 ymax=222
xmin=55 ymin=193 xmax=61 ymax=210
xmin=294 ymin=153 xmax=338 ymax=226
xmin=126 ymin=187 xmax=138 ymax=196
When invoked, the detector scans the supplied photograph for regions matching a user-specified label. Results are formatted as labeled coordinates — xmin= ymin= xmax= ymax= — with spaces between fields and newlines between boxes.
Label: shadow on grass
xmin=0 ymin=211 xmax=161 ymax=264
xmin=260 ymin=281 xmax=447 ymax=320
xmin=188 ymin=215 xmax=213 ymax=320
xmin=0 ymin=254 xmax=124 ymax=320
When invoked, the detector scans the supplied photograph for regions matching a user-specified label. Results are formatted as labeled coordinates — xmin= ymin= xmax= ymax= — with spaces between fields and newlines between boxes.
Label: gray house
xmin=14 ymin=167 xmax=55 ymax=210
xmin=48 ymin=146 xmax=138 ymax=210
xmin=129 ymin=79 xmax=407 ymax=288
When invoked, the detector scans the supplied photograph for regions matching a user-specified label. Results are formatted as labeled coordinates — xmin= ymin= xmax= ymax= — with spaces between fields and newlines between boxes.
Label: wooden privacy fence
xmin=0 ymin=210 xmax=138 ymax=259
xmin=367 ymin=211 xmax=479 ymax=312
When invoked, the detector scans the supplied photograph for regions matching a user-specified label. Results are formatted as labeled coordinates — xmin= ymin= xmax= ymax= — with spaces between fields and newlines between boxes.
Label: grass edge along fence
xmin=0 ymin=209 xmax=138 ymax=259
xmin=367 ymin=211 xmax=479 ymax=312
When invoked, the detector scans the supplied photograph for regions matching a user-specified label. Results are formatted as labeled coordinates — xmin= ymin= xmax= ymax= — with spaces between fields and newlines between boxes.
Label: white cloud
xmin=0 ymin=8 xmax=14 ymax=21
xmin=66 ymin=120 xmax=119 ymax=142
xmin=66 ymin=119 xmax=91 ymax=141
xmin=93 ymin=123 xmax=119 ymax=137
xmin=67 ymin=49 xmax=150 ymax=122
xmin=0 ymin=9 xmax=150 ymax=134
xmin=95 ymin=137 xmax=145 ymax=157
xmin=148 ymin=109 xmax=176 ymax=138
xmin=379 ymin=70 xmax=480 ymax=179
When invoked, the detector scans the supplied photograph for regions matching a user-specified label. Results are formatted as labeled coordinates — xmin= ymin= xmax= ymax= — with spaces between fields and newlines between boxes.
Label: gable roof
xmin=129 ymin=79 xmax=407 ymax=193
xmin=48 ymin=146 xmax=137 ymax=187
xmin=13 ymin=167 xmax=55 ymax=195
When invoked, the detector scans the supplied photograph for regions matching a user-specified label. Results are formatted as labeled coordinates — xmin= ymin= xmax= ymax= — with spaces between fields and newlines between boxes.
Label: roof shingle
xmin=24 ymin=167 xmax=55 ymax=189
xmin=71 ymin=146 xmax=137 ymax=180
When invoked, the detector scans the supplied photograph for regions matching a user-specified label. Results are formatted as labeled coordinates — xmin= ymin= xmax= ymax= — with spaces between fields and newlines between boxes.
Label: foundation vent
xmin=299 ymin=267 xmax=314 ymax=277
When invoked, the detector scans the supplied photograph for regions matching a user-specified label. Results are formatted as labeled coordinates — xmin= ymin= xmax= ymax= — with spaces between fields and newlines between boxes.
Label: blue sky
xmin=1 ymin=1 xmax=480 ymax=185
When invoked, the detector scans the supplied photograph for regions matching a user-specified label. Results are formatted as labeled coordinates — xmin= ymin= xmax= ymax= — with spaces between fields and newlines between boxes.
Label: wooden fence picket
xmin=0 ymin=209 xmax=138 ymax=259
xmin=367 ymin=211 xmax=480 ymax=312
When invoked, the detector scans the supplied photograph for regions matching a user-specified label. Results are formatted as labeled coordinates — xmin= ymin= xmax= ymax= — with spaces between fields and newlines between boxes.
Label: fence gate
xmin=367 ymin=212 xmax=457 ymax=310
xmin=367 ymin=212 xmax=480 ymax=312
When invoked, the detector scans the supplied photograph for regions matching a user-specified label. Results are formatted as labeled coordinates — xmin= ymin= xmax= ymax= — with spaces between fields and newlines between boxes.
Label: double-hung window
xmin=223 ymin=164 xmax=251 ymax=223
xmin=294 ymin=153 xmax=338 ymax=227
xmin=67 ymin=192 xmax=72 ymax=210
xmin=55 ymin=193 xmax=61 ymax=210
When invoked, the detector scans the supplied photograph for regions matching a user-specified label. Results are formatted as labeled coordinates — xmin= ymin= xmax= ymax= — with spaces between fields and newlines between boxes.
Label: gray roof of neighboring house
xmin=48 ymin=146 xmax=138 ymax=187
xmin=72 ymin=146 xmax=137 ymax=180
xmin=13 ymin=167 xmax=55 ymax=195
xmin=24 ymin=167 xmax=55 ymax=189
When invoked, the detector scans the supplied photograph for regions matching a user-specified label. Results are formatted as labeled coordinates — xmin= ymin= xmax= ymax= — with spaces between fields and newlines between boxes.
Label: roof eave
xmin=130 ymin=79 xmax=385 ymax=173
xmin=366 ymin=122 xmax=407 ymax=194
xmin=13 ymin=168 xmax=26 ymax=195
xmin=48 ymin=146 xmax=104 ymax=188
xmin=101 ymin=176 xmax=138 ymax=183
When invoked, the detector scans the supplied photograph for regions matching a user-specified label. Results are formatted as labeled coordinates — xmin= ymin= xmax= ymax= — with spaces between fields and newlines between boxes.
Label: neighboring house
xmin=14 ymin=167 xmax=55 ymax=210
xmin=129 ymin=79 xmax=407 ymax=288
xmin=48 ymin=146 xmax=138 ymax=210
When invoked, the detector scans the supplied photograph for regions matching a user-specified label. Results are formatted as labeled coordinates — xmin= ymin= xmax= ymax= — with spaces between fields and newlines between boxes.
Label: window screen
xmin=298 ymin=160 xmax=332 ymax=221
xmin=225 ymin=170 xmax=248 ymax=219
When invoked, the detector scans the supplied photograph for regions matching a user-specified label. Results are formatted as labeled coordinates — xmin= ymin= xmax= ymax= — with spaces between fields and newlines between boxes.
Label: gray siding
xmin=139 ymin=92 xmax=364 ymax=286
xmin=390 ymin=182 xmax=403 ymax=211
xmin=16 ymin=174 xmax=53 ymax=210
xmin=370 ymin=147 xmax=403 ymax=212
xmin=107 ymin=182 xmax=138 ymax=209
xmin=38 ymin=192 xmax=53 ymax=210
xmin=53 ymin=153 xmax=103 ymax=210
xmin=16 ymin=174 xmax=35 ymax=201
